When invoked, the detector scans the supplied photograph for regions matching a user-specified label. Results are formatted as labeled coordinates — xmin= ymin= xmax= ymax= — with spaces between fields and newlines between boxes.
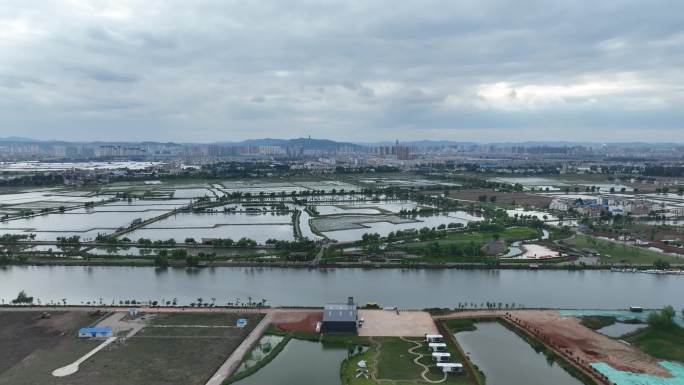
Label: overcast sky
xmin=1 ymin=0 xmax=683 ymax=142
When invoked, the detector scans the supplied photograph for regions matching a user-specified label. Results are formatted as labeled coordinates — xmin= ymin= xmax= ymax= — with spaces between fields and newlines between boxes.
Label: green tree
xmin=186 ymin=255 xmax=200 ymax=267
xmin=171 ymin=249 xmax=188 ymax=259
xmin=12 ymin=290 xmax=34 ymax=304
xmin=154 ymin=255 xmax=169 ymax=268
xmin=647 ymin=306 xmax=676 ymax=329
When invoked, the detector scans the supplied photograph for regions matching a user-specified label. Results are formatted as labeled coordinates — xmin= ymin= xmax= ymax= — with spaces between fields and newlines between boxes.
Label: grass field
xmin=0 ymin=312 xmax=262 ymax=385
xmin=443 ymin=227 xmax=540 ymax=244
xmin=579 ymin=316 xmax=616 ymax=330
xmin=376 ymin=338 xmax=423 ymax=380
xmin=569 ymin=235 xmax=684 ymax=265
xmin=395 ymin=226 xmax=540 ymax=250
xmin=626 ymin=324 xmax=684 ymax=363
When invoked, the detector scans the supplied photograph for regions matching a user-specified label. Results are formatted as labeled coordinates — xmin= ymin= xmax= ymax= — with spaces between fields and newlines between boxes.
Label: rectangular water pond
xmin=455 ymin=321 xmax=584 ymax=385
xmin=125 ymin=224 xmax=294 ymax=243
xmin=232 ymin=339 xmax=348 ymax=385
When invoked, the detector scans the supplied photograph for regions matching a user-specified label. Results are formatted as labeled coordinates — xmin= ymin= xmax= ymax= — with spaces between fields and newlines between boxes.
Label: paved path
xmin=205 ymin=313 xmax=273 ymax=385
xmin=433 ymin=309 xmax=508 ymax=320
xmin=95 ymin=312 xmax=145 ymax=339
xmin=401 ymin=337 xmax=446 ymax=384
xmin=52 ymin=337 xmax=117 ymax=377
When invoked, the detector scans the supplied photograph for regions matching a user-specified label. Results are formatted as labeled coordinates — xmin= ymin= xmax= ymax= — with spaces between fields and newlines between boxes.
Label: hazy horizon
xmin=2 ymin=135 xmax=683 ymax=146
xmin=1 ymin=1 xmax=683 ymax=142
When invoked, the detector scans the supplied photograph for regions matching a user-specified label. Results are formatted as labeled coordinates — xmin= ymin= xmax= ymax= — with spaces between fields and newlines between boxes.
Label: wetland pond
xmin=456 ymin=322 xmax=582 ymax=385
xmin=232 ymin=339 xmax=348 ymax=385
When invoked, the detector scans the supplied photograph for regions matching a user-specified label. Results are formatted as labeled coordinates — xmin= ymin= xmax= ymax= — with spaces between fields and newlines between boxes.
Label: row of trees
xmin=265 ymin=238 xmax=317 ymax=252
xmin=455 ymin=302 xmax=523 ymax=310
xmin=2 ymin=291 xmax=272 ymax=308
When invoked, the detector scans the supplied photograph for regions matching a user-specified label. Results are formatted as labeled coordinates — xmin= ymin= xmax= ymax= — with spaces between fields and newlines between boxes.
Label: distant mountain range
xmin=0 ymin=137 xmax=679 ymax=148
xmin=216 ymin=137 xmax=362 ymax=150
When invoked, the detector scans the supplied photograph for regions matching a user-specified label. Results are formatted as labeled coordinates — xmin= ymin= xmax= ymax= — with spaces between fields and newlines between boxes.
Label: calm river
xmin=0 ymin=266 xmax=682 ymax=308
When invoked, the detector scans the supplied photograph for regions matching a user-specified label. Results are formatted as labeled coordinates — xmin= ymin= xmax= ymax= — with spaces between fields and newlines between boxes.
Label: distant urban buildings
xmin=549 ymin=195 xmax=666 ymax=217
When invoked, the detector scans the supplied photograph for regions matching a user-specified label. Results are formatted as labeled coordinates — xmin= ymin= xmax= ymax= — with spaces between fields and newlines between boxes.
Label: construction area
xmin=437 ymin=309 xmax=684 ymax=385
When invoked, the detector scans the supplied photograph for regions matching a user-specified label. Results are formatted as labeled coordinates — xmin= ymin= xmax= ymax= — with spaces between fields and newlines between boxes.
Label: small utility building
xmin=78 ymin=327 xmax=113 ymax=338
xmin=425 ymin=334 xmax=443 ymax=343
xmin=321 ymin=297 xmax=358 ymax=333
xmin=432 ymin=352 xmax=451 ymax=363
xmin=429 ymin=343 xmax=447 ymax=352
xmin=437 ymin=363 xmax=464 ymax=373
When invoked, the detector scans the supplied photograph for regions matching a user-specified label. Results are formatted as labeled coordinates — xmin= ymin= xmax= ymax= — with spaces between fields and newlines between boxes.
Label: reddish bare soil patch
xmin=272 ymin=311 xmax=322 ymax=333
xmin=508 ymin=310 xmax=671 ymax=377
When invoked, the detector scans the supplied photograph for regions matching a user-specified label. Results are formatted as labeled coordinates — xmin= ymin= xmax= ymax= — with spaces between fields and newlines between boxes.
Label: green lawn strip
xmin=569 ymin=235 xmax=683 ymax=265
xmin=579 ymin=316 xmax=616 ymax=330
xmin=443 ymin=319 xmax=478 ymax=333
xmin=625 ymin=324 xmax=684 ymax=363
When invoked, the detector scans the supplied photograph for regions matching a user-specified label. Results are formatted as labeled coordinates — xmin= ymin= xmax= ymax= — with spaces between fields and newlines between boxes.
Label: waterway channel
xmin=1 ymin=266 xmax=683 ymax=308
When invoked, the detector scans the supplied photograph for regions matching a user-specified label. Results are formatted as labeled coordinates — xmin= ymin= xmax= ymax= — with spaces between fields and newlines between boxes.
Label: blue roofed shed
xmin=78 ymin=327 xmax=113 ymax=338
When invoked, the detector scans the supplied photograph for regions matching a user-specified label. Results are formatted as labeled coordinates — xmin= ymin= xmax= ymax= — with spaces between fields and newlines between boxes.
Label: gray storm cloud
xmin=0 ymin=0 xmax=682 ymax=142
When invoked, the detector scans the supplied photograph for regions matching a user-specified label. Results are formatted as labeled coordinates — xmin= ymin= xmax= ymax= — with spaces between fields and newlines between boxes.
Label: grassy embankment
xmin=626 ymin=323 xmax=684 ymax=363
xmin=569 ymin=235 xmax=683 ymax=265
xmin=579 ymin=316 xmax=617 ymax=330
xmin=392 ymin=226 xmax=552 ymax=264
